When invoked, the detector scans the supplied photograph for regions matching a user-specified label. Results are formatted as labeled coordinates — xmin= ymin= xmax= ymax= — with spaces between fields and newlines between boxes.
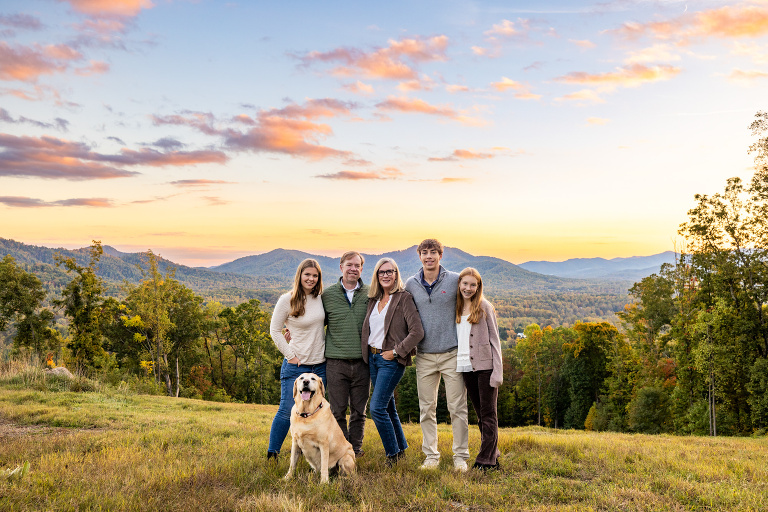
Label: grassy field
xmin=0 ymin=368 xmax=766 ymax=511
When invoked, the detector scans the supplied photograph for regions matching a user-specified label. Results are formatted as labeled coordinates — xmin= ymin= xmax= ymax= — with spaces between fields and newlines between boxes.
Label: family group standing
xmin=267 ymin=239 xmax=503 ymax=471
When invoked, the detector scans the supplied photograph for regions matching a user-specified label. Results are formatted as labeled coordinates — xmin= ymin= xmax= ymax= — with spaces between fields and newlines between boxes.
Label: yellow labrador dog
xmin=283 ymin=373 xmax=356 ymax=483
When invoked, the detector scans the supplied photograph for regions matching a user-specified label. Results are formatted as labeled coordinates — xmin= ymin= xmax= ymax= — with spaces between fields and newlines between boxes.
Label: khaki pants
xmin=415 ymin=349 xmax=469 ymax=463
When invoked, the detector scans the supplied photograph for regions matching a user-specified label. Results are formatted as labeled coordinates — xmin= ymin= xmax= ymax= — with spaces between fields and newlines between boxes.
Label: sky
xmin=1 ymin=0 xmax=767 ymax=267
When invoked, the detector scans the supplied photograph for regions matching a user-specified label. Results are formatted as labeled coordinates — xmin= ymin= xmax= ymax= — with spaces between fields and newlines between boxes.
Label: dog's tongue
xmin=301 ymin=391 xmax=311 ymax=401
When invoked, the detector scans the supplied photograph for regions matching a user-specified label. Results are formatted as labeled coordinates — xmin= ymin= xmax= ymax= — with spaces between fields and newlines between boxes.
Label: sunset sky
xmin=1 ymin=0 xmax=767 ymax=267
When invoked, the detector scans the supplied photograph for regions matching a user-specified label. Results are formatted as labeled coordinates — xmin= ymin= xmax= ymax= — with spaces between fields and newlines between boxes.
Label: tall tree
xmin=122 ymin=250 xmax=177 ymax=395
xmin=54 ymin=241 xmax=107 ymax=369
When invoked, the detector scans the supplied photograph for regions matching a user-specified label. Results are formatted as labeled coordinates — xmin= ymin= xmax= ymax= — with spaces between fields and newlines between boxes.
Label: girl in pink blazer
xmin=455 ymin=267 xmax=503 ymax=470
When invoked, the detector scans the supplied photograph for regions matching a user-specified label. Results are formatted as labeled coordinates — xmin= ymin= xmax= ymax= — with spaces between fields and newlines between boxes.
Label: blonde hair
xmin=290 ymin=259 xmax=323 ymax=317
xmin=368 ymin=257 xmax=404 ymax=300
xmin=456 ymin=267 xmax=485 ymax=324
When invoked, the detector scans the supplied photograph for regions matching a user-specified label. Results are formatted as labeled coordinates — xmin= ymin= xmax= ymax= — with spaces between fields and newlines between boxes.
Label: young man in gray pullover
xmin=404 ymin=239 xmax=469 ymax=471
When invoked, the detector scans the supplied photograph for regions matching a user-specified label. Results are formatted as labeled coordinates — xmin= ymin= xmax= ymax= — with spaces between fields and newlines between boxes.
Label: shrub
xmin=628 ymin=386 xmax=671 ymax=434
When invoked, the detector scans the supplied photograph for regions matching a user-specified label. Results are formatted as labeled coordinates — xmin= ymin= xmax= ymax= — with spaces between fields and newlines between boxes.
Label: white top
xmin=270 ymin=292 xmax=326 ymax=365
xmin=342 ymin=281 xmax=360 ymax=303
xmin=367 ymin=299 xmax=390 ymax=350
xmin=456 ymin=315 xmax=473 ymax=372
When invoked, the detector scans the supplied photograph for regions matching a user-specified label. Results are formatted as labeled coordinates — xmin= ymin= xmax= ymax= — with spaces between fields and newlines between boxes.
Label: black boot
xmin=267 ymin=451 xmax=278 ymax=461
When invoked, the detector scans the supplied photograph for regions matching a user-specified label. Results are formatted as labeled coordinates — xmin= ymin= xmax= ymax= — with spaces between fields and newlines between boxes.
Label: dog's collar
xmin=297 ymin=402 xmax=323 ymax=418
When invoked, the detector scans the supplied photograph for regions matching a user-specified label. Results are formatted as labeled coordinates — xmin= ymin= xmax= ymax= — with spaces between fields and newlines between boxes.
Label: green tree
xmin=54 ymin=241 xmax=107 ymax=369
xmin=0 ymin=255 xmax=59 ymax=358
xmin=218 ymin=299 xmax=278 ymax=403
xmin=562 ymin=322 xmax=616 ymax=429
xmin=122 ymin=250 xmax=177 ymax=395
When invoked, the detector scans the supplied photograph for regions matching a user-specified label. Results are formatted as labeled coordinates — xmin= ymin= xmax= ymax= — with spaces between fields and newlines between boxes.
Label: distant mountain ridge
xmin=1 ymin=238 xmax=672 ymax=298
xmin=519 ymin=251 xmax=677 ymax=280
xmin=208 ymin=246 xmax=631 ymax=294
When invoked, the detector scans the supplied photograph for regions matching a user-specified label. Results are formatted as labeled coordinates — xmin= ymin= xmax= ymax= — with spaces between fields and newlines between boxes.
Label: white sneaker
xmin=453 ymin=460 xmax=468 ymax=472
xmin=419 ymin=458 xmax=440 ymax=470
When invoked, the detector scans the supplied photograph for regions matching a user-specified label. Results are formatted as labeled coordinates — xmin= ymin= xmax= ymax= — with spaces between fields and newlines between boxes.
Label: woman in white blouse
xmin=267 ymin=258 xmax=325 ymax=460
xmin=361 ymin=258 xmax=424 ymax=465
xmin=455 ymin=267 xmax=503 ymax=470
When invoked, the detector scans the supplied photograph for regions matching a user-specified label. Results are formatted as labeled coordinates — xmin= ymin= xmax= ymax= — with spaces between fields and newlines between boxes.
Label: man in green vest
xmin=322 ymin=251 xmax=370 ymax=457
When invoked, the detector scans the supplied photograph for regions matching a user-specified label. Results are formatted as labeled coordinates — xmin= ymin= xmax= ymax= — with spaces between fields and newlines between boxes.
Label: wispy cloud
xmin=169 ymin=179 xmax=236 ymax=188
xmin=624 ymin=44 xmax=681 ymax=64
xmin=570 ymin=39 xmax=596 ymax=49
xmin=0 ymin=133 xmax=227 ymax=180
xmin=0 ymin=42 xmax=83 ymax=82
xmin=0 ymin=108 xmax=69 ymax=131
xmin=153 ymin=99 xmax=358 ymax=160
xmin=0 ymin=196 xmax=114 ymax=208
xmin=609 ymin=4 xmax=768 ymax=44
xmin=74 ymin=60 xmax=109 ymax=76
xmin=59 ymin=0 xmax=155 ymax=18
xmin=375 ymin=96 xmax=482 ymax=125
xmin=0 ymin=13 xmax=43 ymax=31
xmin=342 ymin=80 xmax=375 ymax=94
xmin=429 ymin=149 xmax=494 ymax=162
xmin=728 ymin=68 xmax=768 ymax=83
xmin=489 ymin=77 xmax=541 ymax=99
xmin=298 ymin=35 xmax=448 ymax=80
xmin=315 ymin=167 xmax=403 ymax=180
xmin=201 ymin=196 xmax=229 ymax=206
xmin=554 ymin=89 xmax=606 ymax=104
xmin=555 ymin=64 xmax=680 ymax=90
xmin=586 ymin=117 xmax=611 ymax=125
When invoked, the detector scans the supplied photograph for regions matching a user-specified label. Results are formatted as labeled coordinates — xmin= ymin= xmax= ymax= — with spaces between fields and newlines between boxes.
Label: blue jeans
xmin=369 ymin=353 xmax=407 ymax=457
xmin=268 ymin=359 xmax=327 ymax=454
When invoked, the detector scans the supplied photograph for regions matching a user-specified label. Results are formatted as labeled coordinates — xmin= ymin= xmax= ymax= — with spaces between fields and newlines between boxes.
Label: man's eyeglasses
xmin=377 ymin=269 xmax=397 ymax=277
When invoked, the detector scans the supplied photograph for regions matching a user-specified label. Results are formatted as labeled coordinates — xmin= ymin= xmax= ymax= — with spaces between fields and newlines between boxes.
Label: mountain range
xmin=1 ymin=238 xmax=674 ymax=300
xmin=518 ymin=252 xmax=677 ymax=280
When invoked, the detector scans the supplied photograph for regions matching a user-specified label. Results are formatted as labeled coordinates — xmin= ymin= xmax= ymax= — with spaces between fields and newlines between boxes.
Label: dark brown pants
xmin=326 ymin=358 xmax=370 ymax=454
xmin=463 ymin=369 xmax=500 ymax=466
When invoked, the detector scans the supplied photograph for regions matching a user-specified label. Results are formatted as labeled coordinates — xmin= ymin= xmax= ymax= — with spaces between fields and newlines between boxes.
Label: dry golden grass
xmin=0 ymin=379 xmax=766 ymax=511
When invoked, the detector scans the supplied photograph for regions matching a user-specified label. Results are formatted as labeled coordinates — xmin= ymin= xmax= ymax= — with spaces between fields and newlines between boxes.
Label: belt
xmin=369 ymin=346 xmax=383 ymax=354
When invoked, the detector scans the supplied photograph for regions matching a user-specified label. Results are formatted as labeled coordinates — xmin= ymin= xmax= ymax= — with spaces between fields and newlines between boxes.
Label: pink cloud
xmin=0 ymin=42 xmax=84 ymax=82
xmin=610 ymin=5 xmax=768 ymax=43
xmin=0 ymin=196 xmax=114 ymax=208
xmin=315 ymin=167 xmax=403 ymax=180
xmin=169 ymin=179 xmax=236 ymax=188
xmin=490 ymin=77 xmax=541 ymax=99
xmin=729 ymin=69 xmax=768 ymax=83
xmin=555 ymin=89 xmax=606 ymax=104
xmin=485 ymin=19 xmax=530 ymax=39
xmin=376 ymin=96 xmax=453 ymax=115
xmin=299 ymin=35 xmax=449 ymax=80
xmin=555 ymin=64 xmax=680 ymax=90
xmin=429 ymin=149 xmax=495 ymax=162
xmin=570 ymin=39 xmax=596 ymax=49
xmin=0 ymin=133 xmax=226 ymax=180
xmin=74 ymin=60 xmax=110 ymax=76
xmin=154 ymin=99 xmax=360 ymax=160
xmin=342 ymin=80 xmax=375 ymax=94
xmin=59 ymin=0 xmax=154 ymax=17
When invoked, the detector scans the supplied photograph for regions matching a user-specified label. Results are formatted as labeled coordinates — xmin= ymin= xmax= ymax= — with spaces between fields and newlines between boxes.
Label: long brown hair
xmin=290 ymin=259 xmax=322 ymax=317
xmin=455 ymin=267 xmax=485 ymax=324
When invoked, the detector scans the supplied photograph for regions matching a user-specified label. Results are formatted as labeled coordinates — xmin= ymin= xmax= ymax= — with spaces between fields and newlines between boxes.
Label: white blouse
xmin=456 ymin=315 xmax=473 ymax=372
xmin=367 ymin=299 xmax=390 ymax=350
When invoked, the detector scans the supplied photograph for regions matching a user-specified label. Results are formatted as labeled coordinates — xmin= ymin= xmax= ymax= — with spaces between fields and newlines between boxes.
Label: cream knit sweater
xmin=269 ymin=292 xmax=326 ymax=365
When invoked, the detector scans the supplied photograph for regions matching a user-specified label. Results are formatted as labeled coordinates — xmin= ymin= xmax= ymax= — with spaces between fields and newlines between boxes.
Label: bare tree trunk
xmin=175 ymin=355 xmax=180 ymax=398
xmin=204 ymin=338 xmax=217 ymax=386
xmin=163 ymin=353 xmax=172 ymax=396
